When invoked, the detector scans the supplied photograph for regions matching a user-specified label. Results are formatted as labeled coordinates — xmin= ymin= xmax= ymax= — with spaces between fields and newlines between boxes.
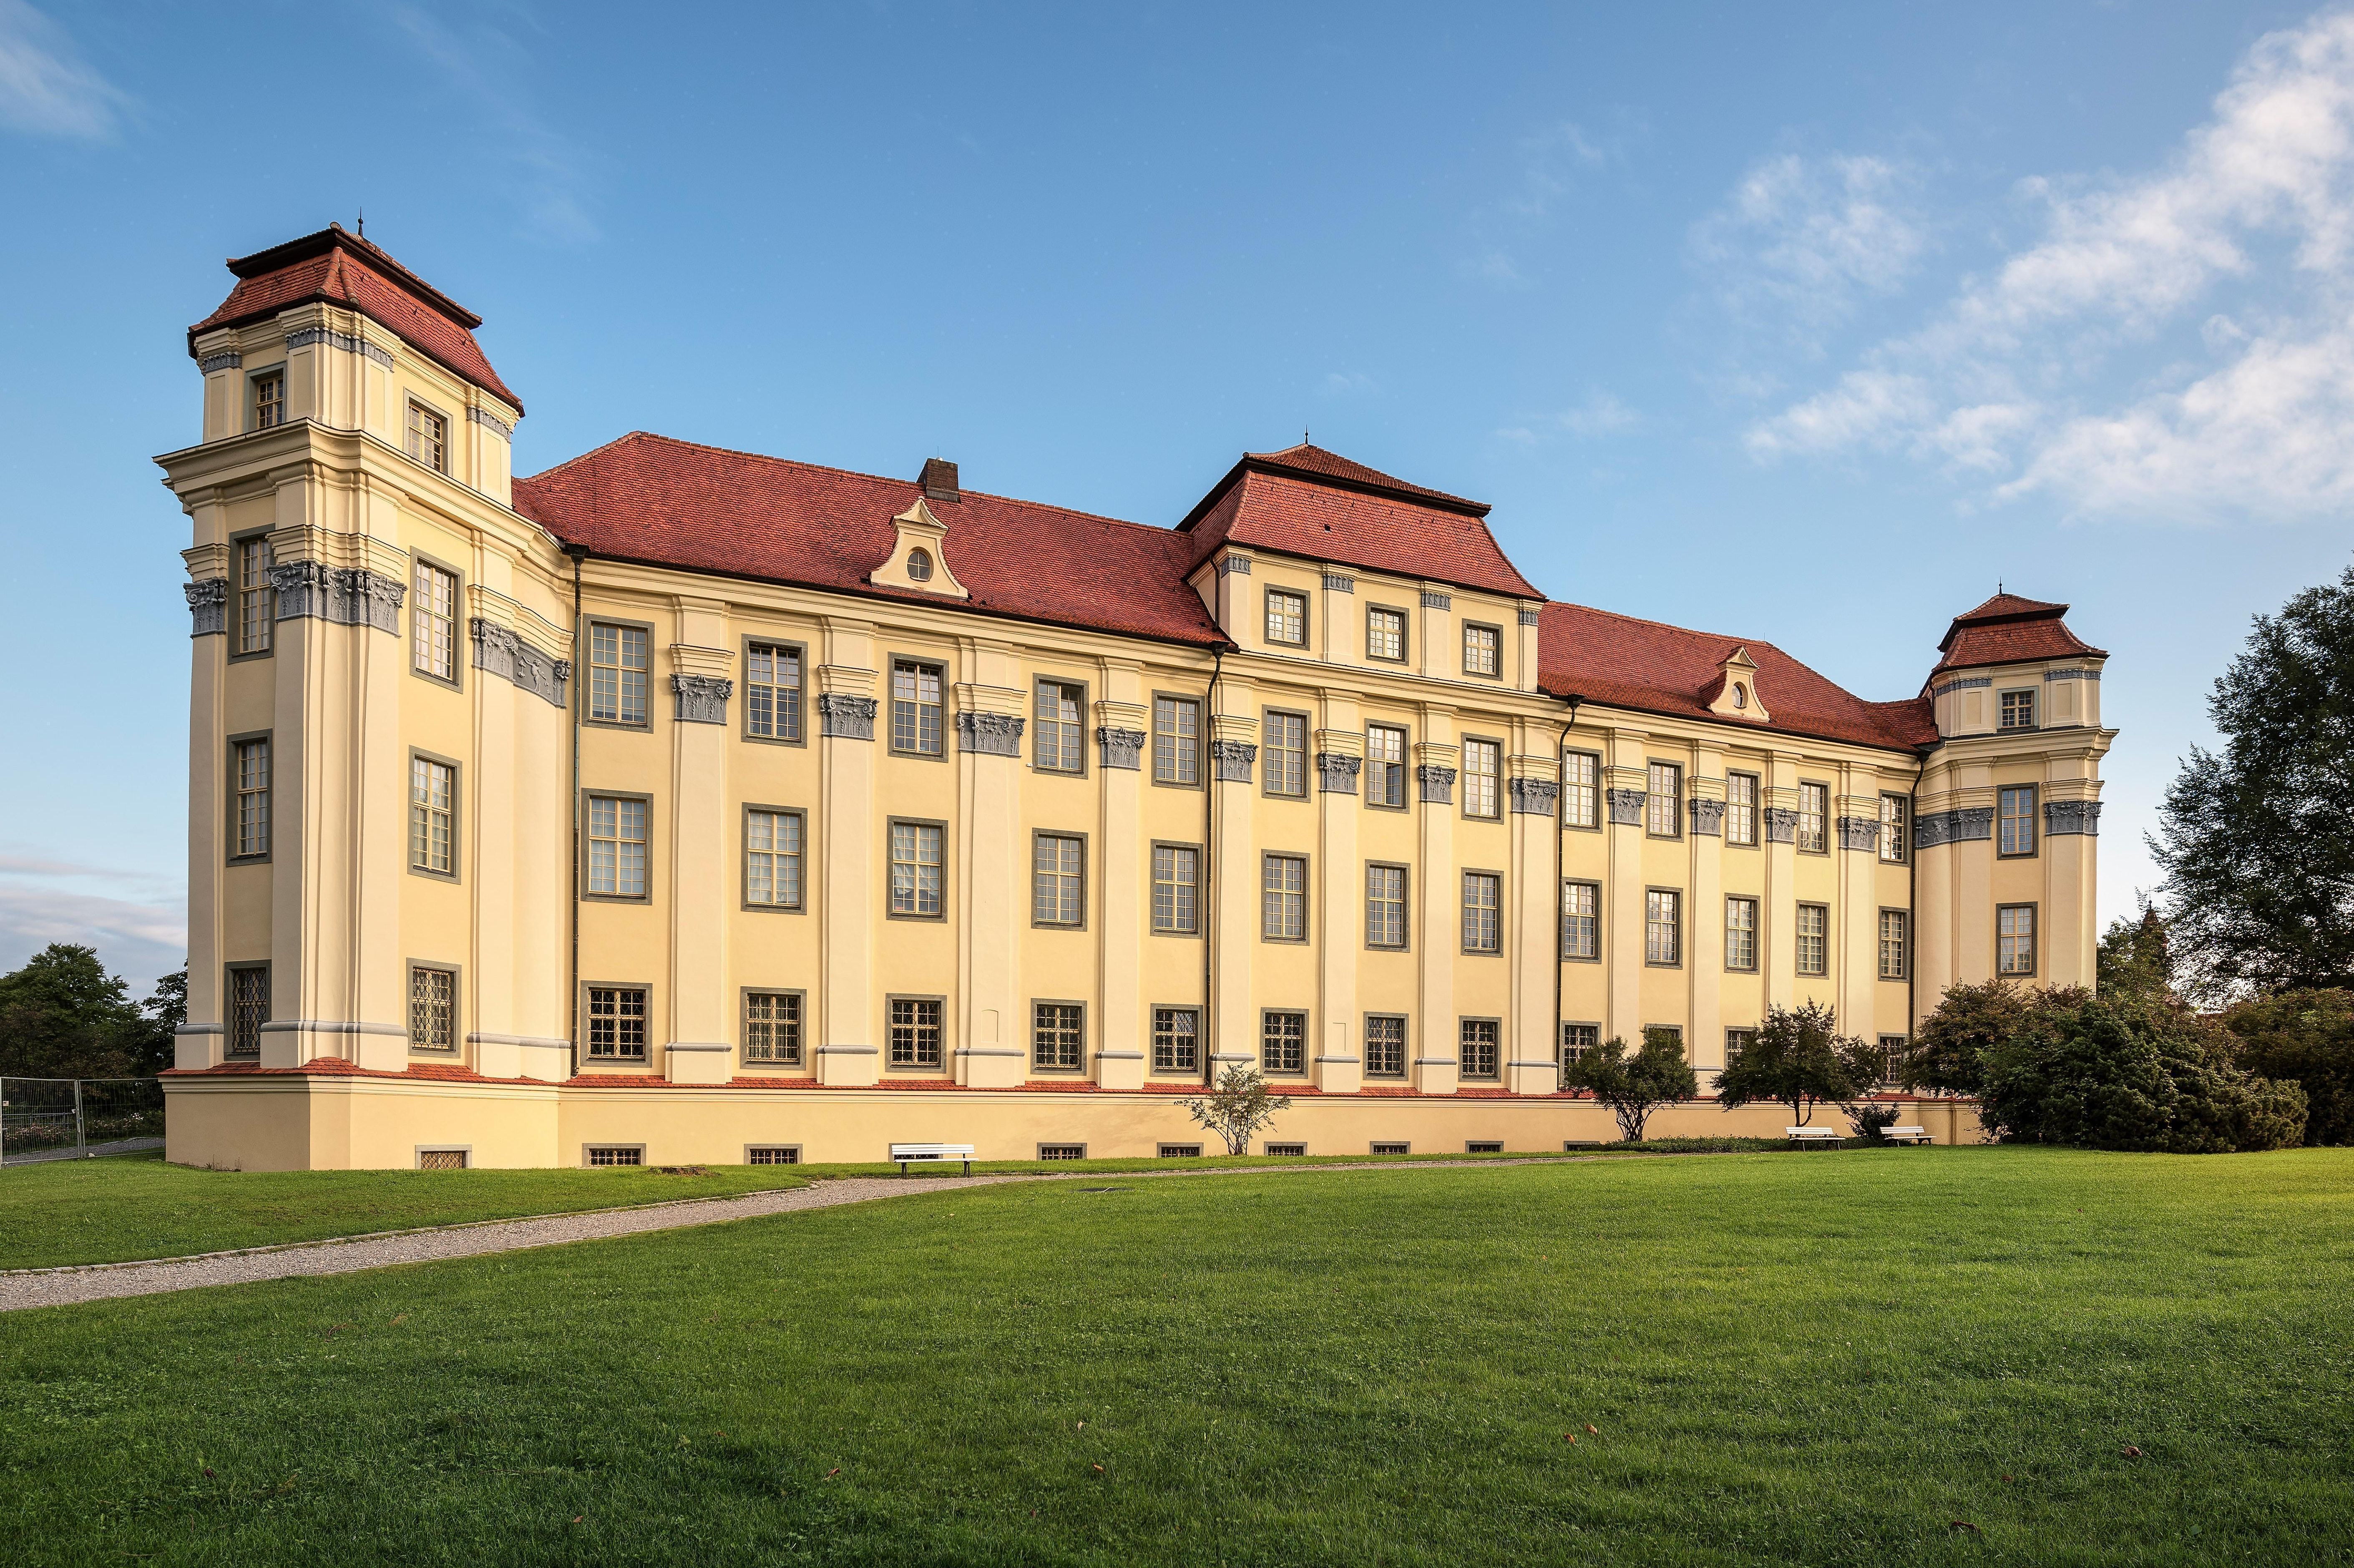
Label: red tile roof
xmin=189 ymin=224 xmax=523 ymax=413
xmin=513 ymin=433 xmax=1229 ymax=648
xmin=1178 ymin=445 xmax=1540 ymax=599
xmin=1932 ymin=593 xmax=2105 ymax=675
xmin=1538 ymin=601 xmax=1939 ymax=753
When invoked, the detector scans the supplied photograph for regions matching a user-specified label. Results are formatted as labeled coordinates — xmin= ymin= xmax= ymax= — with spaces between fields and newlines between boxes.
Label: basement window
xmin=1371 ymin=1141 xmax=1410 ymax=1156
xmin=1038 ymin=1143 xmax=1086 ymax=1161
xmin=586 ymin=1145 xmax=644 ymax=1168
xmin=1264 ymin=1143 xmax=1306 ymax=1157
xmin=747 ymin=1146 xmax=801 ymax=1165
xmin=1157 ymin=1144 xmax=1203 ymax=1158
xmin=1466 ymin=1141 xmax=1504 ymax=1154
xmin=416 ymin=1148 xmax=468 ymax=1171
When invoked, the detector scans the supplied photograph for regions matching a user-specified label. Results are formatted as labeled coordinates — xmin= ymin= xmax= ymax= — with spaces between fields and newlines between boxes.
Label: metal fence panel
xmin=0 ymin=1078 xmax=166 ymax=1164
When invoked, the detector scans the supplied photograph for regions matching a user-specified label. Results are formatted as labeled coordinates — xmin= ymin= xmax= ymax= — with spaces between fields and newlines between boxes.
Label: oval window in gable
xmin=908 ymin=548 xmax=934 ymax=583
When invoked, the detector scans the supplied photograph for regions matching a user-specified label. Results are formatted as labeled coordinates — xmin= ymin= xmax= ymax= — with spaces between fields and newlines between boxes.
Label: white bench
xmin=889 ymin=1142 xmax=978 ymax=1176
xmin=1787 ymin=1126 xmax=1843 ymax=1148
xmin=1883 ymin=1125 xmax=1934 ymax=1145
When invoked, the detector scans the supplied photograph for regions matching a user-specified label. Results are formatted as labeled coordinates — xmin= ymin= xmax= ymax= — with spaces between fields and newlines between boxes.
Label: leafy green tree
xmin=2097 ymin=905 xmax=2177 ymax=1006
xmin=1903 ymin=980 xmax=2033 ymax=1098
xmin=1177 ymin=1065 xmax=1293 ymax=1155
xmin=1713 ymin=1001 xmax=1874 ymax=1127
xmin=2154 ymin=562 xmax=2354 ymax=998
xmin=1563 ymin=1028 xmax=1699 ymax=1142
xmin=2223 ymin=988 xmax=2354 ymax=1146
xmin=0 ymin=945 xmax=155 ymax=1078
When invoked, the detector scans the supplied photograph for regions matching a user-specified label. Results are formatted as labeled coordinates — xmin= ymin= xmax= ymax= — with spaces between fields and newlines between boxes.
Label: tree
xmin=2154 ymin=562 xmax=2354 ymax=998
xmin=1903 ymin=980 xmax=2033 ymax=1098
xmin=2223 ymin=988 xmax=2354 ymax=1146
xmin=2097 ymin=904 xmax=2177 ymax=1007
xmin=1714 ymin=1001 xmax=1874 ymax=1127
xmin=1177 ymin=1064 xmax=1293 ymax=1155
xmin=0 ymin=945 xmax=154 ymax=1078
xmin=1563 ymin=1028 xmax=1699 ymax=1142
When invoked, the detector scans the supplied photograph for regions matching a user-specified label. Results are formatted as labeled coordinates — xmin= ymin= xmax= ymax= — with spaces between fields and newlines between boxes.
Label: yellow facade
xmin=161 ymin=228 xmax=2087 ymax=1168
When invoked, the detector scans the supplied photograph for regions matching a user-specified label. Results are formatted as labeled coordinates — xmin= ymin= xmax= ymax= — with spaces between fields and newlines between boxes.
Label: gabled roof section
xmin=1932 ymin=591 xmax=2104 ymax=675
xmin=1538 ymin=601 xmax=1937 ymax=752
xmin=1177 ymin=443 xmax=1539 ymax=599
xmin=513 ymin=434 xmax=1228 ymax=648
xmin=189 ymin=224 xmax=522 ymax=413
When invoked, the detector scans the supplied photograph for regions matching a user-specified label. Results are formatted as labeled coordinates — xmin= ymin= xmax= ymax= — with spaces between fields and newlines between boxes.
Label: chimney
xmin=919 ymin=457 xmax=960 ymax=504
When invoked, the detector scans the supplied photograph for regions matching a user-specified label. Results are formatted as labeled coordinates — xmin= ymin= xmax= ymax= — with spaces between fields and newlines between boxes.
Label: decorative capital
xmin=1836 ymin=815 xmax=1881 ymax=852
xmin=1763 ymin=806 xmax=1799 ymax=843
xmin=468 ymin=405 xmax=514 ymax=440
xmin=2046 ymin=799 xmax=2102 ymax=837
xmin=270 ymin=561 xmax=404 ymax=633
xmin=470 ymin=619 xmax=570 ymax=708
xmin=673 ymin=672 xmax=734 ymax=724
xmin=1097 ymin=726 xmax=1147 ymax=770
xmin=1321 ymin=571 xmax=1355 ymax=593
xmin=1316 ymin=752 xmax=1363 ymax=794
xmin=1517 ymin=606 xmax=1542 ymax=627
xmin=1218 ymin=553 xmax=1253 ymax=578
xmin=1416 ymin=764 xmax=1457 ymax=805
xmin=1211 ymin=739 xmax=1258 ymax=783
xmin=956 ymin=711 xmax=1026 ymax=756
xmin=1420 ymin=589 xmax=1453 ymax=610
xmin=184 ymin=577 xmax=229 ymax=636
xmin=817 ymin=692 xmax=878 ymax=740
xmin=1509 ymin=777 xmax=1560 ymax=816
xmin=1607 ymin=787 xmax=1647 ymax=826
xmin=197 ymin=350 xmax=243 ymax=375
xmin=1689 ymin=797 xmax=1725 ymax=836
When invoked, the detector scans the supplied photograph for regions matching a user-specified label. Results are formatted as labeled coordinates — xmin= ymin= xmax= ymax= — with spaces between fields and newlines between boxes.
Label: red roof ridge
xmin=222 ymin=224 xmax=484 ymax=327
xmin=1239 ymin=442 xmax=1490 ymax=515
xmin=1540 ymin=598 xmax=1765 ymax=663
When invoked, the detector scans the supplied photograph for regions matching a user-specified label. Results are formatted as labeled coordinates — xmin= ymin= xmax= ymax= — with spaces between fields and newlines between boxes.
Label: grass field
xmin=5 ymin=1147 xmax=2351 ymax=1565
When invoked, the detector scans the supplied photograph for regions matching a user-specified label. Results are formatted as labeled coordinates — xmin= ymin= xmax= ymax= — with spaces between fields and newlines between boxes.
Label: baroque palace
xmin=162 ymin=226 xmax=2112 ymax=1168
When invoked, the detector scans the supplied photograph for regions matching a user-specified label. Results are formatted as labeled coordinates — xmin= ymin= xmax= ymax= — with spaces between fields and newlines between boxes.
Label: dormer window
xmin=1999 ymin=689 xmax=2036 ymax=730
xmin=1732 ymin=682 xmax=1748 ymax=710
xmin=907 ymin=548 xmax=933 ymax=583
xmin=251 ymin=371 xmax=284 ymax=431
xmin=406 ymin=401 xmax=448 ymax=474
xmin=1265 ymin=589 xmax=1307 ymax=647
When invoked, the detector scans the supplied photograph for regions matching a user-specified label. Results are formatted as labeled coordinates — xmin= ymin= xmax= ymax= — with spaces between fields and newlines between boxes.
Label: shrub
xmin=1979 ymin=990 xmax=2306 ymax=1153
xmin=2223 ymin=989 xmax=2354 ymax=1146
xmin=1904 ymin=980 xmax=2034 ymax=1098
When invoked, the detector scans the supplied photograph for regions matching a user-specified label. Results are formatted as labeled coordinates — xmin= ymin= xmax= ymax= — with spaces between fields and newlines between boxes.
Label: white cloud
xmin=1320 ymin=371 xmax=1376 ymax=396
xmin=1747 ymin=7 xmax=2354 ymax=522
xmin=0 ymin=0 xmax=129 ymax=139
xmin=1559 ymin=392 xmax=1640 ymax=437
xmin=387 ymin=4 xmax=599 ymax=243
xmin=0 ymin=850 xmax=182 ymax=990
xmin=1696 ymin=152 xmax=1928 ymax=334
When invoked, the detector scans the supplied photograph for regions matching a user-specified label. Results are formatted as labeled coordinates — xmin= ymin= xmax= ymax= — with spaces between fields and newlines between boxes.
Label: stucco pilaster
xmin=1685 ymin=755 xmax=1726 ymax=1074
xmin=1314 ymin=713 xmax=1363 ymax=1093
xmin=1506 ymin=749 xmax=1559 ymax=1093
xmin=1413 ymin=721 xmax=1459 ymax=1095
xmin=955 ymin=663 xmax=1026 ymax=1088
xmin=1209 ymin=699 xmax=1260 ymax=1074
xmin=1762 ymin=756 xmax=1801 ymax=1012
xmin=1094 ymin=674 xmax=1148 ymax=1090
xmin=816 ymin=648 xmax=879 ymax=1086
xmin=663 ymin=626 xmax=734 ymax=1083
xmin=1604 ymin=735 xmax=1648 ymax=1047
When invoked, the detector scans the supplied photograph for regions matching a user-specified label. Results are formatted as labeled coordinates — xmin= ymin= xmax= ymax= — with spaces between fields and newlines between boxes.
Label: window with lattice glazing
xmin=235 ymin=536 xmax=274 ymax=655
xmin=1262 ymin=1011 xmax=1305 ymax=1073
xmin=747 ymin=642 xmax=802 ymax=741
xmin=744 ymin=991 xmax=802 ymax=1065
xmin=586 ymin=987 xmax=647 ymax=1060
xmin=413 ymin=561 xmax=457 ymax=681
xmin=1033 ymin=1002 xmax=1084 ymax=1071
xmin=1152 ymin=1007 xmax=1199 ymax=1072
xmin=227 ymin=966 xmax=268 ymax=1059
xmin=1460 ymin=1018 xmax=1500 ymax=1079
xmin=1035 ymin=680 xmax=1084 ymax=772
xmin=1263 ymin=854 xmax=1306 ymax=940
xmin=409 ymin=965 xmax=456 ymax=1050
xmin=1034 ymin=834 xmax=1083 ymax=925
xmin=589 ymin=624 xmax=648 ymax=724
xmin=1560 ymin=1022 xmax=1598 ymax=1070
xmin=1366 ymin=1014 xmax=1407 ymax=1076
xmin=890 ymin=998 xmax=943 ymax=1068
xmin=410 ymin=758 xmax=455 ymax=875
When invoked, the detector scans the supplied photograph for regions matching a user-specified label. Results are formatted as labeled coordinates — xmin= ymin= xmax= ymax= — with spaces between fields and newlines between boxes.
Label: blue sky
xmin=4 ymin=0 xmax=2350 ymax=991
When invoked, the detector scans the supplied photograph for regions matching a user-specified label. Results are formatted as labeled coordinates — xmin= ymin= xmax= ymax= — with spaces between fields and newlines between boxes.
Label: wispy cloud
xmin=0 ymin=849 xmax=182 ymax=989
xmin=1746 ymin=8 xmax=2354 ymax=523
xmin=1320 ymin=371 xmax=1377 ymax=396
xmin=1694 ymin=152 xmax=1928 ymax=339
xmin=1507 ymin=120 xmax=1615 ymax=218
xmin=387 ymin=3 xmax=599 ymax=243
xmin=1495 ymin=391 xmax=1642 ymax=445
xmin=0 ymin=0 xmax=131 ymax=140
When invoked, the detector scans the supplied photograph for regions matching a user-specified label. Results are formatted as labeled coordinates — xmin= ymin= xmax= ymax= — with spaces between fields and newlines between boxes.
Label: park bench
xmin=889 ymin=1142 xmax=978 ymax=1176
xmin=1786 ymin=1126 xmax=1843 ymax=1149
xmin=1882 ymin=1125 xmax=1934 ymax=1145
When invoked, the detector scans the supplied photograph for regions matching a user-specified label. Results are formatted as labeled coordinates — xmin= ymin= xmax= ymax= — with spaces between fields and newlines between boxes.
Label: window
xmin=418 ymin=1149 xmax=468 ymax=1171
xmin=1366 ymin=723 xmax=1408 ymax=808
xmin=1263 ymin=711 xmax=1306 ymax=797
xmin=1153 ymin=696 xmax=1200 ymax=785
xmin=1159 ymin=1144 xmax=1204 ymax=1158
xmin=1462 ymin=739 xmax=1500 ymax=819
xmin=1998 ymin=905 xmax=2037 ymax=976
xmin=1726 ymin=772 xmax=1759 ymax=847
xmin=1262 ymin=1011 xmax=1306 ymax=1074
xmin=1466 ymin=1140 xmax=1504 ymax=1153
xmin=1463 ymin=623 xmax=1500 ymax=677
xmin=2000 ymin=689 xmax=2037 ymax=730
xmin=1152 ymin=1008 xmax=1200 ymax=1073
xmin=1263 ymin=854 xmax=1307 ymax=941
xmin=1726 ymin=1028 xmax=1757 ymax=1063
xmin=587 ymin=796 xmax=648 ymax=898
xmin=1034 ymin=833 xmax=1084 ymax=925
xmin=586 ymin=987 xmax=648 ymax=1060
xmin=1725 ymin=896 xmax=1758 ymax=972
xmin=1879 ymin=910 xmax=1909 ymax=981
xmin=1647 ymin=762 xmax=1683 ymax=837
xmin=1462 ymin=872 xmax=1501 ymax=954
xmin=405 ymin=401 xmax=448 ymax=472
xmin=409 ymin=965 xmax=456 ymax=1051
xmin=1371 ymin=1141 xmax=1411 ymax=1156
xmin=1034 ymin=1002 xmax=1084 ymax=1071
xmin=1798 ymin=782 xmax=1829 ymax=854
xmin=1878 ymin=1036 xmax=1909 ymax=1087
xmin=232 ymin=737 xmax=271 ymax=859
xmin=1366 ymin=864 xmax=1407 ymax=949
xmin=234 ymin=535 xmax=274 ymax=655
xmin=251 ymin=370 xmax=284 ymax=431
xmin=890 ymin=661 xmax=943 ymax=755
xmin=1265 ymin=1143 xmax=1306 ymax=1157
xmin=1460 ymin=1019 xmax=1500 ymax=1080
xmin=749 ymin=1146 xmax=801 ymax=1165
xmin=1645 ymin=890 xmax=1680 ymax=965
xmin=1560 ymin=1022 xmax=1599 ymax=1071
xmin=226 ymin=965 xmax=268 ymax=1060
xmin=890 ymin=822 xmax=945 ymax=917
xmin=744 ymin=991 xmax=803 ymax=1065
xmin=1999 ymin=785 xmax=2039 ymax=857
xmin=1562 ymin=880 xmax=1599 ymax=960
xmin=746 ymin=809 xmax=803 ymax=909
xmin=1366 ymin=1015 xmax=1407 ymax=1077
xmin=412 ymin=560 xmax=457 ymax=682
xmin=410 ymin=757 xmax=456 ymax=876
xmin=1368 ymin=605 xmax=1406 ymax=661
xmin=588 ymin=623 xmax=649 ymax=725
xmin=1562 ymin=751 xmax=1600 ymax=829
xmin=1880 ymin=794 xmax=1909 ymax=863
xmin=1035 ymin=680 xmax=1084 ymax=772
xmin=587 ymin=1146 xmax=644 ymax=1167
xmin=906 ymin=548 xmax=933 ymax=582
xmin=1039 ymin=1144 xmax=1086 ymax=1161
xmin=1796 ymin=904 xmax=1829 ymax=976
xmin=1265 ymin=589 xmax=1307 ymax=647
xmin=747 ymin=642 xmax=802 ymax=741
xmin=1152 ymin=844 xmax=1200 ymax=935
xmin=889 ymin=998 xmax=944 ymax=1068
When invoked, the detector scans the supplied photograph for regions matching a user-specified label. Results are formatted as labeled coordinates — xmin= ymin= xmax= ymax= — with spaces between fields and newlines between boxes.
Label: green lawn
xmin=5 ymin=1148 xmax=2351 ymax=1565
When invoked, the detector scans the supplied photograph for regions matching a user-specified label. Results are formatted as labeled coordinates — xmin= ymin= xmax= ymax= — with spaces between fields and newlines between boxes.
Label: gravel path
xmin=0 ymin=1153 xmax=1644 ymax=1314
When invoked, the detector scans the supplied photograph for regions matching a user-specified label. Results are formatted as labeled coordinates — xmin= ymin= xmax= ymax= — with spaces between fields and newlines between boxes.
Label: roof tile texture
xmin=1184 ymin=468 xmax=1540 ymax=598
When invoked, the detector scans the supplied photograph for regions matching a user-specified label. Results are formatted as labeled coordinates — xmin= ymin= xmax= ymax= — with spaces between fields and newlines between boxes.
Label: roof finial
xmin=1304 ymin=427 xmax=1310 ymax=446
xmin=1997 ymin=578 xmax=2003 ymax=594
xmin=357 ymin=206 xmax=365 ymax=239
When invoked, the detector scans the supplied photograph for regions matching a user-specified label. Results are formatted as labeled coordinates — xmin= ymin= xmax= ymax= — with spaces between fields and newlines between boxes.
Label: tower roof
xmin=189 ymin=224 xmax=521 ymax=413
xmin=1932 ymin=591 xmax=2103 ymax=673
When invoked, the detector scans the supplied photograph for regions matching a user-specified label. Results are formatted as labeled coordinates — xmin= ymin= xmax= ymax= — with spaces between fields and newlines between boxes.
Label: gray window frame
xmin=406 ymin=959 xmax=461 ymax=1053
xmin=1260 ymin=707 xmax=1310 ymax=800
xmin=1150 ymin=840 xmax=1202 ymax=937
xmin=583 ymin=617 xmax=655 ymax=731
xmin=741 ymin=987 xmax=807 ymax=1069
xmin=1562 ymin=749 xmax=1602 ymax=832
xmin=1261 ymin=851 xmax=1309 ymax=943
xmin=1364 ymin=1013 xmax=1409 ymax=1078
xmin=1459 ymin=1016 xmax=1502 ymax=1080
xmin=404 ymin=396 xmax=451 ymax=474
xmin=1796 ymin=780 xmax=1831 ymax=855
xmin=407 ymin=748 xmax=463 ymax=882
xmin=1364 ymin=721 xmax=1411 ymax=811
xmin=1645 ymin=759 xmax=1683 ymax=839
xmin=741 ymin=636 xmax=807 ymax=747
xmin=1260 ymin=1008 xmax=1309 ymax=1076
xmin=1725 ymin=770 xmax=1760 ymax=847
xmin=1796 ymin=901 xmax=1831 ymax=977
xmin=227 ymin=730 xmax=273 ymax=864
xmin=1030 ymin=998 xmax=1087 ymax=1074
xmin=1644 ymin=887 xmax=1683 ymax=968
xmin=1150 ymin=692 xmax=1204 ymax=789
xmin=742 ymin=803 xmax=807 ymax=913
xmin=227 ymin=527 xmax=275 ymax=662
xmin=1365 ymin=861 xmax=1410 ymax=952
xmin=1461 ymin=620 xmax=1503 ymax=679
xmin=1461 ymin=868 xmax=1504 ymax=955
xmin=1151 ymin=1005 xmax=1202 ymax=1074
xmin=1725 ymin=894 xmax=1760 ymax=973
xmin=1459 ymin=735 xmax=1504 ymax=822
xmin=1032 ymin=675 xmax=1090 ymax=777
xmin=888 ymin=817 xmax=950 ymax=921
xmin=1366 ymin=603 xmax=1409 ymax=663
xmin=407 ymin=549 xmax=465 ymax=693
xmin=886 ymin=655 xmax=948 ymax=759
xmin=581 ymin=789 xmax=653 ymax=903
xmin=1998 ymin=687 xmax=2038 ymax=731
xmin=1999 ymin=784 xmax=2040 ymax=858
xmin=224 ymin=960 xmax=270 ymax=1060
xmin=1877 ymin=907 xmax=1910 ymax=982
xmin=1997 ymin=903 xmax=2038 ymax=977
xmin=886 ymin=993 xmax=948 ymax=1071
xmin=581 ymin=981 xmax=652 ymax=1063
xmin=1561 ymin=878 xmax=1601 ymax=962
xmin=1264 ymin=587 xmax=1309 ymax=648
xmin=246 ymin=364 xmax=286 ymax=433
xmin=1031 ymin=829 xmax=1088 ymax=930
xmin=1560 ymin=1020 xmax=1600 ymax=1073
xmin=1879 ymin=792 xmax=1909 ymax=864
